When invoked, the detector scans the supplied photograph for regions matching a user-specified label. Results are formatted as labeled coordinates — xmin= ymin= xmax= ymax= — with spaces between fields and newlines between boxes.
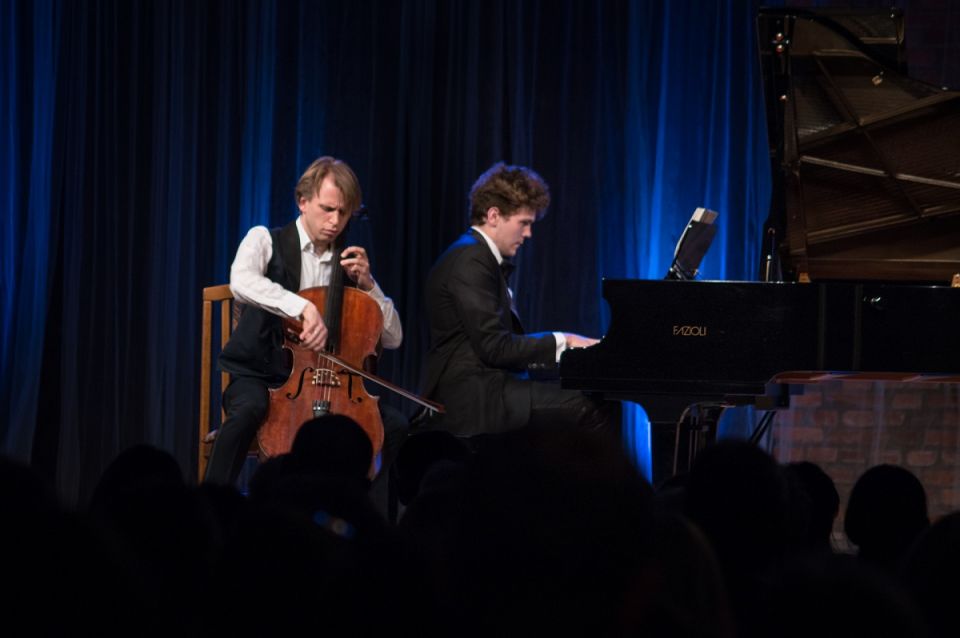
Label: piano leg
xmin=675 ymin=403 xmax=726 ymax=476
xmin=642 ymin=397 xmax=727 ymax=486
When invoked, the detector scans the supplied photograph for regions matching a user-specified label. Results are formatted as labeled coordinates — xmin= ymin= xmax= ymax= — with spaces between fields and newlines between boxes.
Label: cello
xmin=256 ymin=243 xmax=439 ymax=477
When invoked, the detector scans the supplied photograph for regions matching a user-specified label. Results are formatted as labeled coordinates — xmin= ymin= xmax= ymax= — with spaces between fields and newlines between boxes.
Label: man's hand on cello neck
xmin=339 ymin=245 xmax=376 ymax=292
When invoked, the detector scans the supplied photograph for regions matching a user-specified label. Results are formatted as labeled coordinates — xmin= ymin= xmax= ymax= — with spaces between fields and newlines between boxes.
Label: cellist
xmin=206 ymin=156 xmax=405 ymax=514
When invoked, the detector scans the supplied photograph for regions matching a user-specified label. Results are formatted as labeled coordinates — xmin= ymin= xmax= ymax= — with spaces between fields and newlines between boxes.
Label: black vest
xmin=218 ymin=220 xmax=305 ymax=383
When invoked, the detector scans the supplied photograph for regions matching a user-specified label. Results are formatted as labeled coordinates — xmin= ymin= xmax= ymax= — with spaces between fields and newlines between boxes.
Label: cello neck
xmin=323 ymin=242 xmax=347 ymax=355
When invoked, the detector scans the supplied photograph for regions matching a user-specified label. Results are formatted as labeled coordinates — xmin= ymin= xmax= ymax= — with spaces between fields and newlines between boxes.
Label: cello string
xmin=319 ymin=348 xmax=331 ymax=405
xmin=315 ymin=351 xmax=325 ymax=403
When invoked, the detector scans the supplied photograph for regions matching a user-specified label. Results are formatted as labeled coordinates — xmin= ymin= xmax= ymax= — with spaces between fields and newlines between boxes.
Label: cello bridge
xmin=312 ymin=368 xmax=341 ymax=387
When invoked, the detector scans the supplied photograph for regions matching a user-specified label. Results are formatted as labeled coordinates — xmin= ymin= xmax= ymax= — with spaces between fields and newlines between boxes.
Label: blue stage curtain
xmin=2 ymin=0 xmax=957 ymax=502
xmin=595 ymin=0 xmax=775 ymax=479
xmin=1 ymin=0 xmax=60 ymax=462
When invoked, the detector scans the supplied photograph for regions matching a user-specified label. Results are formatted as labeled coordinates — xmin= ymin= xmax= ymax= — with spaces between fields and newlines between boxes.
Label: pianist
xmin=420 ymin=162 xmax=619 ymax=438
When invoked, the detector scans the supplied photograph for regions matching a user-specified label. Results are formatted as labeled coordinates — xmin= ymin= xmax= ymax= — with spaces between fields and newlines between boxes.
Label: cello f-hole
xmin=285 ymin=367 xmax=313 ymax=400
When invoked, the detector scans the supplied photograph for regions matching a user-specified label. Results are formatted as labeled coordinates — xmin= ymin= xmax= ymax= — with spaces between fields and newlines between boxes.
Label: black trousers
xmin=527 ymin=380 xmax=621 ymax=434
xmin=204 ymin=376 xmax=408 ymax=518
xmin=455 ymin=380 xmax=622 ymax=452
xmin=204 ymin=376 xmax=268 ymax=486
xmin=457 ymin=381 xmax=622 ymax=460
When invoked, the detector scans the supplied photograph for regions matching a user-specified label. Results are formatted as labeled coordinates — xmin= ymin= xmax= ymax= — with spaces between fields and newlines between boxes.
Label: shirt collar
xmin=471 ymin=225 xmax=503 ymax=265
xmin=297 ymin=216 xmax=333 ymax=261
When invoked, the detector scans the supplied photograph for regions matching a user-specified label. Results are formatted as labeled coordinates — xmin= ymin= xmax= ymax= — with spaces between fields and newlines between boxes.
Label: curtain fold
xmin=2 ymin=0 xmax=59 ymax=462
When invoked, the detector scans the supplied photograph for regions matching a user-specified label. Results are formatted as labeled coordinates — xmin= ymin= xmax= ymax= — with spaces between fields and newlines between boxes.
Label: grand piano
xmin=559 ymin=8 xmax=960 ymax=485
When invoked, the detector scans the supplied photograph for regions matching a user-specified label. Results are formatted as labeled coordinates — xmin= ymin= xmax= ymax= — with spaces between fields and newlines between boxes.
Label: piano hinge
xmin=952 ymin=273 xmax=959 ymax=288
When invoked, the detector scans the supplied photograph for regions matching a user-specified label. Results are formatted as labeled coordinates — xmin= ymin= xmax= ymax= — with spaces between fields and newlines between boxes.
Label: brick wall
xmin=771 ymin=381 xmax=960 ymax=533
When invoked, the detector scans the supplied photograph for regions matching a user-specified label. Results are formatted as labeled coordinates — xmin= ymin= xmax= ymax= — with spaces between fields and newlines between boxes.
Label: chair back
xmin=198 ymin=284 xmax=235 ymax=481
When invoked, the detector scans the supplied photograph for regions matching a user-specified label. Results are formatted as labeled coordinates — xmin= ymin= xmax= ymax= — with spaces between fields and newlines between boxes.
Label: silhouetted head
xmin=289 ymin=415 xmax=373 ymax=486
xmin=632 ymin=512 xmax=735 ymax=638
xmin=88 ymin=444 xmax=184 ymax=515
xmin=783 ymin=461 xmax=840 ymax=554
xmin=210 ymin=498 xmax=374 ymax=636
xmin=845 ymin=464 xmax=929 ymax=571
xmin=393 ymin=430 xmax=470 ymax=506
xmin=247 ymin=453 xmax=295 ymax=500
xmin=684 ymin=440 xmax=789 ymax=580
xmin=448 ymin=426 xmax=655 ymax=636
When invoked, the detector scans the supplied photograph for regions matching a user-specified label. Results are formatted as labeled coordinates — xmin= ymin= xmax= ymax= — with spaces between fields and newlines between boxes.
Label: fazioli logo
xmin=673 ymin=325 xmax=707 ymax=337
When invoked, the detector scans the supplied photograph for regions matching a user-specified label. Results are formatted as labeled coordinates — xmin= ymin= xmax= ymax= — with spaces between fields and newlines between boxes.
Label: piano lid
xmin=757 ymin=8 xmax=960 ymax=284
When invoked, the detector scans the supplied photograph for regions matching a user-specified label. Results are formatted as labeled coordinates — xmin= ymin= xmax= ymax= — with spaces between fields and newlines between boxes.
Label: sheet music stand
xmin=666 ymin=207 xmax=718 ymax=280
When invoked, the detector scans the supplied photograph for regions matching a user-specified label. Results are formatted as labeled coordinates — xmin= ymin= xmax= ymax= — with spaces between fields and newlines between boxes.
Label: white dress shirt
xmin=230 ymin=217 xmax=403 ymax=349
xmin=470 ymin=225 xmax=566 ymax=361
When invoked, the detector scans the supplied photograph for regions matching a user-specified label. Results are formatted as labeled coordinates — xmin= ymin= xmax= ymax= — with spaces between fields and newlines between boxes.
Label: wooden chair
xmin=198 ymin=284 xmax=254 ymax=481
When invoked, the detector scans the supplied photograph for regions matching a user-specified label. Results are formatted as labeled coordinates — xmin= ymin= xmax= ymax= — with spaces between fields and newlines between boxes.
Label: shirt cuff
xmin=365 ymin=280 xmax=386 ymax=301
xmin=553 ymin=332 xmax=567 ymax=363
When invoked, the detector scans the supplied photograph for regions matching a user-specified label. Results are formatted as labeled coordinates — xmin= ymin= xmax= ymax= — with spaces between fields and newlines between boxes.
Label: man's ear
xmin=485 ymin=206 xmax=500 ymax=226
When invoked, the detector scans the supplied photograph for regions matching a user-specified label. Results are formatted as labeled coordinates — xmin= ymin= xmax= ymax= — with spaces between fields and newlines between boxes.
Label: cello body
xmin=256 ymin=285 xmax=385 ymax=474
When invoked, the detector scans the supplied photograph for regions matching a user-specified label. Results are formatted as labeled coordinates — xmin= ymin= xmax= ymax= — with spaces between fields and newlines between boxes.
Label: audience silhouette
xmin=406 ymin=426 xmax=656 ymax=636
xmin=3 ymin=423 xmax=957 ymax=637
xmin=783 ymin=460 xmax=840 ymax=555
xmin=86 ymin=444 xmax=222 ymax=636
xmin=900 ymin=511 xmax=960 ymax=638
xmin=755 ymin=553 xmax=927 ymax=638
xmin=844 ymin=463 xmax=930 ymax=572
xmin=392 ymin=429 xmax=470 ymax=507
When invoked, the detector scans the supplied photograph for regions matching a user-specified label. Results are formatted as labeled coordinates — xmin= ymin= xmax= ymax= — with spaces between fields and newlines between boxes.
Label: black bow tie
xmin=500 ymin=260 xmax=516 ymax=280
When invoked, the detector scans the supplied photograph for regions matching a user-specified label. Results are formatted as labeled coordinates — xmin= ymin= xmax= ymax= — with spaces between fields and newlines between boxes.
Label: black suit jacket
xmin=422 ymin=229 xmax=556 ymax=435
